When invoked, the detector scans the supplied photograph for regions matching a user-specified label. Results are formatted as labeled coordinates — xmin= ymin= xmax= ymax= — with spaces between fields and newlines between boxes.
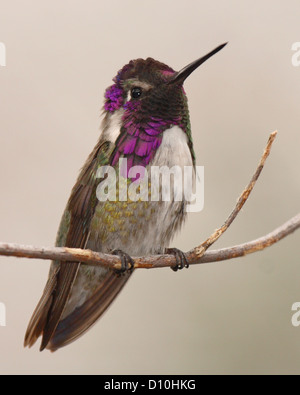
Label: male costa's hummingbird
xmin=24 ymin=43 xmax=227 ymax=351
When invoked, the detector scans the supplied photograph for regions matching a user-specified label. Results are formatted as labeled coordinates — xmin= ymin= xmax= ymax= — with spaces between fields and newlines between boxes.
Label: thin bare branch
xmin=189 ymin=130 xmax=278 ymax=260
xmin=0 ymin=213 xmax=299 ymax=269
xmin=195 ymin=213 xmax=300 ymax=264
xmin=0 ymin=130 xmax=296 ymax=272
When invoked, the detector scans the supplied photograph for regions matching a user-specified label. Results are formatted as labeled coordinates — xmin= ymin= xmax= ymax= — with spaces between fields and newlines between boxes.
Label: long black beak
xmin=169 ymin=42 xmax=228 ymax=85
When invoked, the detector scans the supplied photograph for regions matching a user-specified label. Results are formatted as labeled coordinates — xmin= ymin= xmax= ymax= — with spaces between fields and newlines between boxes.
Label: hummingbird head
xmin=104 ymin=43 xmax=227 ymax=119
xmin=102 ymin=43 xmax=227 ymax=172
xmin=104 ymin=58 xmax=180 ymax=122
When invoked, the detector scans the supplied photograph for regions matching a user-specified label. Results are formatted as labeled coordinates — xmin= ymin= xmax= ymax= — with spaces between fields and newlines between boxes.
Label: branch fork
xmin=0 ymin=131 xmax=299 ymax=270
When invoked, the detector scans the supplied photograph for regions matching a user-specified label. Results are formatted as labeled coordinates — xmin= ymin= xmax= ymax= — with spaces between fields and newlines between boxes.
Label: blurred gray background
xmin=0 ymin=0 xmax=299 ymax=374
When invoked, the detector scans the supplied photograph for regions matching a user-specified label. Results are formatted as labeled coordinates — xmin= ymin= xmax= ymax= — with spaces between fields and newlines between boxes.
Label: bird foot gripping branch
xmin=112 ymin=249 xmax=135 ymax=275
xmin=165 ymin=248 xmax=189 ymax=271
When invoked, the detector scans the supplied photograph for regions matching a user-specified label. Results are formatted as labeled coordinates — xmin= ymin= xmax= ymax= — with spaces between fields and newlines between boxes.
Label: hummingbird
xmin=24 ymin=43 xmax=227 ymax=351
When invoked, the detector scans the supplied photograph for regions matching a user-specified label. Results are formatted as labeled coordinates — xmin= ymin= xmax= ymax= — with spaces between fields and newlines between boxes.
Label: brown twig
xmin=188 ymin=130 xmax=278 ymax=261
xmin=0 ymin=130 xmax=297 ymax=271
xmin=0 ymin=213 xmax=299 ymax=269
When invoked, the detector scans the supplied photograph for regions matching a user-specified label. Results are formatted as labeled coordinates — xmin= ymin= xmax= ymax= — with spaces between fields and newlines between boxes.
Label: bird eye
xmin=131 ymin=87 xmax=142 ymax=99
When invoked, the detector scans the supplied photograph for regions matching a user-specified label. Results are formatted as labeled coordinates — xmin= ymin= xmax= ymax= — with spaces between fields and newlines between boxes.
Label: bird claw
xmin=112 ymin=249 xmax=134 ymax=275
xmin=165 ymin=248 xmax=189 ymax=272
